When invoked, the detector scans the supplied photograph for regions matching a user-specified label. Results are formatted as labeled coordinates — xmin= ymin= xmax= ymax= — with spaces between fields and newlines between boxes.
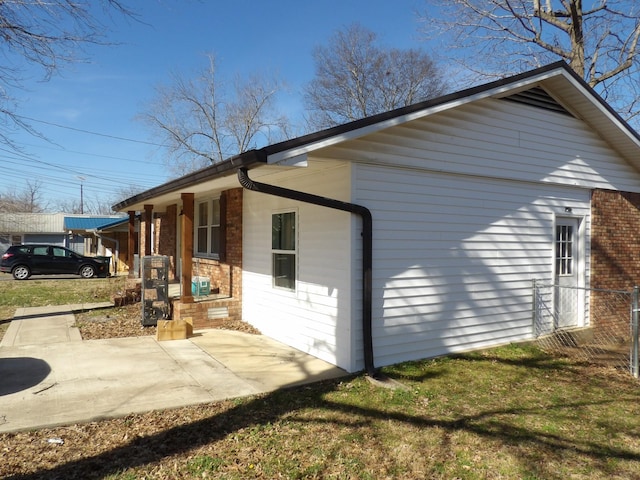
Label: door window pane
xmin=555 ymin=225 xmax=573 ymax=275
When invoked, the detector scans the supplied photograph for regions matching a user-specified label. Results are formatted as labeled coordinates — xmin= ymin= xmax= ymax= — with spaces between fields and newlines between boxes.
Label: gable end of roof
xmin=501 ymin=86 xmax=574 ymax=117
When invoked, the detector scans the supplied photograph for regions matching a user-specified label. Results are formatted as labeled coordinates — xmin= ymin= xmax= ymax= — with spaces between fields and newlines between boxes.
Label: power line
xmin=21 ymin=141 xmax=170 ymax=166
xmin=0 ymin=165 xmax=160 ymax=193
xmin=1 ymin=154 xmax=168 ymax=185
xmin=14 ymin=114 xmax=168 ymax=147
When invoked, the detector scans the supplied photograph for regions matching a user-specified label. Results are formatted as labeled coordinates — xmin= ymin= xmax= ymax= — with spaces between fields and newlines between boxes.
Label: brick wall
xmin=173 ymin=187 xmax=243 ymax=325
xmin=190 ymin=188 xmax=243 ymax=299
xmin=139 ymin=216 xmax=148 ymax=262
xmin=591 ymin=189 xmax=640 ymax=291
xmin=590 ymin=188 xmax=640 ymax=334
xmin=173 ymin=297 xmax=242 ymax=330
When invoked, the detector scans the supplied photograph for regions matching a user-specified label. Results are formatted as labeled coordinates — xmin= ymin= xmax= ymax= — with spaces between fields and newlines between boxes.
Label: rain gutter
xmin=237 ymin=167 xmax=377 ymax=377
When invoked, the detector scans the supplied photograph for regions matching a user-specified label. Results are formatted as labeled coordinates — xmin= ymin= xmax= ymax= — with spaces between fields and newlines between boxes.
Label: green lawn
xmin=2 ymin=343 xmax=639 ymax=479
xmin=1 ymin=277 xmax=639 ymax=479
xmin=0 ymin=275 xmax=125 ymax=336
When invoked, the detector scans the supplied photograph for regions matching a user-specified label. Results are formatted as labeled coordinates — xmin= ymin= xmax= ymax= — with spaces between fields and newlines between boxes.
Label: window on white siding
xmin=272 ymin=211 xmax=296 ymax=290
xmin=196 ymin=198 xmax=221 ymax=258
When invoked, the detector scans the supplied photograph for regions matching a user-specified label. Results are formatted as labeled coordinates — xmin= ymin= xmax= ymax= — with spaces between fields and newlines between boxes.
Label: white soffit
xmin=267 ymin=153 xmax=308 ymax=167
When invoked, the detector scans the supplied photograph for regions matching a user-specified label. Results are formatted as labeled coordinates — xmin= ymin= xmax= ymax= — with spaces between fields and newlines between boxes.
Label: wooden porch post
xmin=143 ymin=204 xmax=153 ymax=256
xmin=127 ymin=210 xmax=136 ymax=278
xmin=180 ymin=193 xmax=194 ymax=303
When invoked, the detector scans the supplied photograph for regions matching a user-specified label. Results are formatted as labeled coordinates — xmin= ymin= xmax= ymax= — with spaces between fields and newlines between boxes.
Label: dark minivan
xmin=0 ymin=244 xmax=108 ymax=280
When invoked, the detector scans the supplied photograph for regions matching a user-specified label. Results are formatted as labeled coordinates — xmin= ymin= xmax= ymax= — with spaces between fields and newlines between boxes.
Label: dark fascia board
xmin=112 ymin=150 xmax=267 ymax=211
xmin=262 ymin=61 xmax=640 ymax=159
xmin=115 ymin=63 xmax=554 ymax=212
xmin=113 ymin=61 xmax=640 ymax=212
xmin=259 ymin=62 xmax=586 ymax=157
xmin=554 ymin=61 xmax=640 ymax=145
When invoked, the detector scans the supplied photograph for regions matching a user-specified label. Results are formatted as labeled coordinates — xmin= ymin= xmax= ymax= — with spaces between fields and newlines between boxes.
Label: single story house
xmin=113 ymin=62 xmax=640 ymax=374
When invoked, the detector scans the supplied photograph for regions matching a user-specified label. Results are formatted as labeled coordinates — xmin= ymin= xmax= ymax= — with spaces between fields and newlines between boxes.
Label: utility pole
xmin=77 ymin=176 xmax=85 ymax=214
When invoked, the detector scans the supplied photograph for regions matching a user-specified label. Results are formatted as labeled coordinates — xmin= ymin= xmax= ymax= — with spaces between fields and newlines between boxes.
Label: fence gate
xmin=532 ymin=280 xmax=640 ymax=378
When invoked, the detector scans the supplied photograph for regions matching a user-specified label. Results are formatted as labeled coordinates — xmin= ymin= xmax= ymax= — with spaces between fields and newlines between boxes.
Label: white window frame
xmin=271 ymin=209 xmax=297 ymax=291
xmin=195 ymin=197 xmax=221 ymax=259
xmin=555 ymin=223 xmax=574 ymax=276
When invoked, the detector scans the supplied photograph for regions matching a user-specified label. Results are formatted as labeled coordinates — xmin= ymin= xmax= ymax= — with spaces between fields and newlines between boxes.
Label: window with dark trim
xmin=195 ymin=198 xmax=221 ymax=258
xmin=272 ymin=211 xmax=296 ymax=290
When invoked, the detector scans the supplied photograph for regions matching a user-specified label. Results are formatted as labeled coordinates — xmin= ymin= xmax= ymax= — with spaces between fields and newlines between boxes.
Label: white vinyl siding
xmin=242 ymin=93 xmax=640 ymax=372
xmin=317 ymin=98 xmax=626 ymax=369
xmin=242 ymin=162 xmax=356 ymax=370
xmin=323 ymin=98 xmax=640 ymax=193
xmin=354 ymin=163 xmax=591 ymax=367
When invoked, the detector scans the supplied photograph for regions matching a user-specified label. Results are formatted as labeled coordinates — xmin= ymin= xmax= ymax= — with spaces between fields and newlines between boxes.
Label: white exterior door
xmin=554 ymin=217 xmax=582 ymax=329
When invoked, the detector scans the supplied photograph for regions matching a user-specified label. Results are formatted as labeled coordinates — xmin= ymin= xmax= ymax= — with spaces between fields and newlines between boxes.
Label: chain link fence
xmin=532 ymin=280 xmax=640 ymax=377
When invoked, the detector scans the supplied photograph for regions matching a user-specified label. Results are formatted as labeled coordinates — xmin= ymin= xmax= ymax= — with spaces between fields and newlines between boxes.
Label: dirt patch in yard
xmin=75 ymin=303 xmax=261 ymax=339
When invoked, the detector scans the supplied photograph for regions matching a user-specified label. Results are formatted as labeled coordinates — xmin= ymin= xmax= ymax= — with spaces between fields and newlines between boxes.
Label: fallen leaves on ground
xmin=75 ymin=303 xmax=261 ymax=340
xmin=0 ymin=301 xmax=262 ymax=479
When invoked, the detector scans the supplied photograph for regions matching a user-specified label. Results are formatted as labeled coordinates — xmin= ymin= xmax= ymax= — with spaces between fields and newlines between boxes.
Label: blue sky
xmin=2 ymin=0 xmax=437 ymax=212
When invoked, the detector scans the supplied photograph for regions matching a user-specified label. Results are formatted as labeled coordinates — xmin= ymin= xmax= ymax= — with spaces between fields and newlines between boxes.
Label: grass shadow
xmin=4 ymin=369 xmax=640 ymax=480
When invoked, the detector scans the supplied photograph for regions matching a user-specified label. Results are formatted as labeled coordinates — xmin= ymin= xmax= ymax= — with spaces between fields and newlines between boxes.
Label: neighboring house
xmin=113 ymin=62 xmax=640 ymax=374
xmin=0 ymin=213 xmax=84 ymax=254
xmin=65 ymin=215 xmax=132 ymax=275
xmin=0 ymin=214 xmax=125 ymax=275
xmin=94 ymin=216 xmax=140 ymax=276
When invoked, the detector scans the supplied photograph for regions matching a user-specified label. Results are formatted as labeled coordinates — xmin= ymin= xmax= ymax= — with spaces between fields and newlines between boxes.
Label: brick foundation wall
xmin=590 ymin=189 xmax=640 ymax=335
xmin=173 ymin=298 xmax=242 ymax=330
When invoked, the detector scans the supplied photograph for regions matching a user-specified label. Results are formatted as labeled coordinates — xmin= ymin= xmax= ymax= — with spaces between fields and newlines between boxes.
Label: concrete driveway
xmin=0 ymin=304 xmax=347 ymax=433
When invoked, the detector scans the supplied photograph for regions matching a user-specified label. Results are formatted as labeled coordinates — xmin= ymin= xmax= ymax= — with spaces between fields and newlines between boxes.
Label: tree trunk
xmin=568 ymin=0 xmax=585 ymax=77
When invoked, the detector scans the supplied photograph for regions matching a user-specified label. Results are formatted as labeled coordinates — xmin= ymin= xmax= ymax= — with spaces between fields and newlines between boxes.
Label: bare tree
xmin=141 ymin=54 xmax=291 ymax=177
xmin=54 ymin=195 xmax=107 ymax=215
xmin=304 ymin=23 xmax=449 ymax=129
xmin=422 ymin=0 xmax=640 ymax=120
xmin=0 ymin=180 xmax=46 ymax=213
xmin=0 ymin=0 xmax=135 ymax=148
